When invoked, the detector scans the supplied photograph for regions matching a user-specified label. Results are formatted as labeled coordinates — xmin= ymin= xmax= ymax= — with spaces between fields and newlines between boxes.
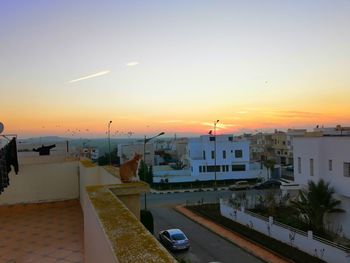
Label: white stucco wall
xmin=0 ymin=161 xmax=79 ymax=205
xmin=221 ymin=200 xmax=349 ymax=263
xmin=153 ymin=169 xmax=265 ymax=183
xmin=84 ymin=195 xmax=119 ymax=263
xmin=293 ymin=136 xmax=350 ymax=238
xmin=293 ymin=137 xmax=350 ymax=197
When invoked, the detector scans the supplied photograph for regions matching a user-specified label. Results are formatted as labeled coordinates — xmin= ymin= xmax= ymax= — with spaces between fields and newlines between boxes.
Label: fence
xmin=220 ymin=199 xmax=350 ymax=263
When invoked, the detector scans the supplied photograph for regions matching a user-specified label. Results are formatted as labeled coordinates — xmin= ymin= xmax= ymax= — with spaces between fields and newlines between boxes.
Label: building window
xmin=222 ymin=165 xmax=229 ymax=172
xmin=191 ymin=166 xmax=193 ymax=172
xmin=235 ymin=150 xmax=243 ymax=158
xmin=228 ymin=136 xmax=233 ymax=141
xmin=344 ymin=162 xmax=350 ymax=177
xmin=298 ymin=157 xmax=301 ymax=174
xmin=283 ymin=141 xmax=286 ymax=145
xmin=199 ymin=166 xmax=202 ymax=173
xmin=223 ymin=150 xmax=226 ymax=159
xmin=310 ymin=159 xmax=314 ymax=176
xmin=209 ymin=136 xmax=215 ymax=141
xmin=211 ymin=151 xmax=215 ymax=159
xmin=203 ymin=166 xmax=206 ymax=173
xmin=232 ymin=164 xmax=246 ymax=171
xmin=203 ymin=151 xmax=206 ymax=160
xmin=329 ymin=160 xmax=332 ymax=171
xmin=207 ymin=165 xmax=220 ymax=172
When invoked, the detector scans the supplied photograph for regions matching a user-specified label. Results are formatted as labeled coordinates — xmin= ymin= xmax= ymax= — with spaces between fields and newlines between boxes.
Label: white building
xmin=293 ymin=135 xmax=350 ymax=238
xmin=187 ymin=134 xmax=264 ymax=181
xmin=118 ymin=143 xmax=155 ymax=166
xmin=80 ymin=147 xmax=99 ymax=161
xmin=313 ymin=124 xmax=350 ymax=136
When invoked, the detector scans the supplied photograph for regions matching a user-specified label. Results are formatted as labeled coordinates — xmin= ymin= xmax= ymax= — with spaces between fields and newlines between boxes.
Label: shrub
xmin=140 ymin=209 xmax=154 ymax=234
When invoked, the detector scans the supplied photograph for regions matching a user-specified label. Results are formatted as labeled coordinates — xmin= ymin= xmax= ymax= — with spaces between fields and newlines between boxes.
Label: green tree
xmin=147 ymin=165 xmax=153 ymax=185
xmin=291 ymin=179 xmax=344 ymax=234
xmin=138 ymin=160 xmax=148 ymax=182
xmin=98 ymin=150 xmax=119 ymax=166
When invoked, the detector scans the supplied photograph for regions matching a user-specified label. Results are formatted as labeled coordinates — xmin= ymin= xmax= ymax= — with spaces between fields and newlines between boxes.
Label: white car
xmin=159 ymin=228 xmax=190 ymax=251
xmin=228 ymin=181 xmax=250 ymax=191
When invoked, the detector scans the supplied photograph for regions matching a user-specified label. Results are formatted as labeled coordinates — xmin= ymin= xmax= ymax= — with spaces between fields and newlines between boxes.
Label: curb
xmin=174 ymin=205 xmax=291 ymax=263
xmin=150 ymin=187 xmax=230 ymax=194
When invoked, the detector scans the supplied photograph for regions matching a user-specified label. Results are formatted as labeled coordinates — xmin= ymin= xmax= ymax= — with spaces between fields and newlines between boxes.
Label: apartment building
xmin=250 ymin=133 xmax=274 ymax=162
xmin=272 ymin=129 xmax=306 ymax=165
xmin=187 ymin=134 xmax=264 ymax=181
xmin=118 ymin=142 xmax=155 ymax=165
xmin=293 ymin=135 xmax=350 ymax=238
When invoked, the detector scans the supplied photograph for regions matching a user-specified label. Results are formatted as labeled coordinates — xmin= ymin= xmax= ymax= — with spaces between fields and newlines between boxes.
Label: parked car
xmin=228 ymin=180 xmax=250 ymax=191
xmin=253 ymin=180 xmax=281 ymax=190
xmin=159 ymin=229 xmax=190 ymax=251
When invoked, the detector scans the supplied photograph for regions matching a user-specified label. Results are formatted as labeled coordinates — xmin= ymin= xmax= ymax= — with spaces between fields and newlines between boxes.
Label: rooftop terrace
xmin=0 ymin=155 xmax=176 ymax=263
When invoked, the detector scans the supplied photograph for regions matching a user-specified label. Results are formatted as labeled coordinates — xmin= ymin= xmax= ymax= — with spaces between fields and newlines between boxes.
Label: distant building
xmin=118 ymin=143 xmax=155 ymax=166
xmin=313 ymin=124 xmax=350 ymax=136
xmin=272 ymin=129 xmax=306 ymax=165
xmin=249 ymin=133 xmax=274 ymax=163
xmin=80 ymin=147 xmax=99 ymax=161
xmin=187 ymin=134 xmax=264 ymax=181
xmin=293 ymin=135 xmax=350 ymax=238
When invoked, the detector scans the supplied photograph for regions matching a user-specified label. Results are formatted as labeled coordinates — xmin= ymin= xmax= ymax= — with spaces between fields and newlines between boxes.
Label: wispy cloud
xmin=126 ymin=61 xmax=139 ymax=67
xmin=265 ymin=110 xmax=323 ymax=119
xmin=68 ymin=70 xmax=110 ymax=83
xmin=236 ymin=111 xmax=248 ymax=114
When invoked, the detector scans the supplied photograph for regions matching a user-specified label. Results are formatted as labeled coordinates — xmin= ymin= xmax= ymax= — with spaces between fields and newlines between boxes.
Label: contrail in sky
xmin=68 ymin=70 xmax=110 ymax=83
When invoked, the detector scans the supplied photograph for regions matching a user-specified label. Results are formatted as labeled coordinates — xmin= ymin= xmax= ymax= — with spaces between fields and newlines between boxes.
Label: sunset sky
xmin=1 ymin=1 xmax=350 ymax=138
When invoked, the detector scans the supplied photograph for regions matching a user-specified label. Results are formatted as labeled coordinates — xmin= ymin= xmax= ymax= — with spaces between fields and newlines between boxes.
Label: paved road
xmin=143 ymin=191 xmax=263 ymax=263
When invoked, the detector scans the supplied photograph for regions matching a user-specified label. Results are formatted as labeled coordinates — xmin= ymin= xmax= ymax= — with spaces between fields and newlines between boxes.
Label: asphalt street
xmin=143 ymin=191 xmax=263 ymax=263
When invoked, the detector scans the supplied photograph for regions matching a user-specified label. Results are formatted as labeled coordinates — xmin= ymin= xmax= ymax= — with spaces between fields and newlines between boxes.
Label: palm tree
xmin=291 ymin=179 xmax=344 ymax=234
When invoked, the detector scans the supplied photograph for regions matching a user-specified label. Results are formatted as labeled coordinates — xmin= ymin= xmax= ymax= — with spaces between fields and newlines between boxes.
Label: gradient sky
xmin=1 ymin=0 xmax=350 ymax=138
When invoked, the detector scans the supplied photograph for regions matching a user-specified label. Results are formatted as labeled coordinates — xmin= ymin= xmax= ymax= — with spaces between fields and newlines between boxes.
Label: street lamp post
xmin=108 ymin=121 xmax=112 ymax=165
xmin=214 ymin=120 xmax=219 ymax=191
xmin=143 ymin=132 xmax=165 ymax=210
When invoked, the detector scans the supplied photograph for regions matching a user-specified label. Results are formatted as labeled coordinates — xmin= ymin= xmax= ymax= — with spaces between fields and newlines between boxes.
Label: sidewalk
xmin=175 ymin=205 xmax=292 ymax=263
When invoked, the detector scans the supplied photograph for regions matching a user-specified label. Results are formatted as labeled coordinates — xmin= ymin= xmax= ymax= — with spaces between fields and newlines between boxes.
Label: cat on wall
xmin=119 ymin=153 xmax=142 ymax=183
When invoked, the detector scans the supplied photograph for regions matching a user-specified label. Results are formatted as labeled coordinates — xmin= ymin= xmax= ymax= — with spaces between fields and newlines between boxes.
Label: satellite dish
xmin=0 ymin=122 xmax=4 ymax=134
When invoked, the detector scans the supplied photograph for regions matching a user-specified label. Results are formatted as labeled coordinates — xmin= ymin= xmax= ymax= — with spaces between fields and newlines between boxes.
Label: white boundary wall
xmin=153 ymin=169 xmax=264 ymax=183
xmin=0 ymin=161 xmax=79 ymax=205
xmin=220 ymin=199 xmax=350 ymax=263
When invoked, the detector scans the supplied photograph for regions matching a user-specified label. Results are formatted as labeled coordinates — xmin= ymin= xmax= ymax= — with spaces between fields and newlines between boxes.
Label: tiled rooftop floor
xmin=0 ymin=200 xmax=84 ymax=263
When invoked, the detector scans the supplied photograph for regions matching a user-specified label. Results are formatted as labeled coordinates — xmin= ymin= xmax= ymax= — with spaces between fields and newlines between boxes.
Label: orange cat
xmin=119 ymin=153 xmax=142 ymax=183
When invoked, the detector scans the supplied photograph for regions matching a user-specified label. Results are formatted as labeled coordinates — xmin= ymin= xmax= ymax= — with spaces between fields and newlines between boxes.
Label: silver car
xmin=159 ymin=228 xmax=190 ymax=251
